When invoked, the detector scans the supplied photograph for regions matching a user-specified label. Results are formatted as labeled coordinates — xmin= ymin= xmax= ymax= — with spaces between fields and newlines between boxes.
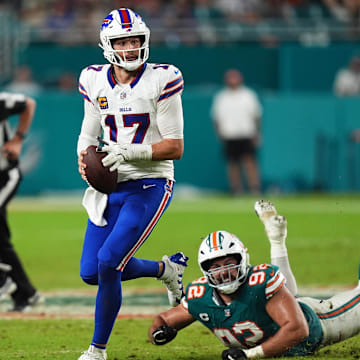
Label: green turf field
xmin=3 ymin=194 xmax=360 ymax=359
xmin=8 ymin=194 xmax=360 ymax=290
xmin=2 ymin=319 xmax=360 ymax=360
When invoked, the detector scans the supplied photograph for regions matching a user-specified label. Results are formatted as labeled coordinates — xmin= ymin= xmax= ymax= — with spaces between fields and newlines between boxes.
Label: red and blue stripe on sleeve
xmin=158 ymin=74 xmax=184 ymax=102
xmin=78 ymin=82 xmax=93 ymax=104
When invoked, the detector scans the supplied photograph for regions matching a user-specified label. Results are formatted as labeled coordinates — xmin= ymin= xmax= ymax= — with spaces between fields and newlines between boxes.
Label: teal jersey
xmin=284 ymin=302 xmax=323 ymax=356
xmin=182 ymin=264 xmax=323 ymax=357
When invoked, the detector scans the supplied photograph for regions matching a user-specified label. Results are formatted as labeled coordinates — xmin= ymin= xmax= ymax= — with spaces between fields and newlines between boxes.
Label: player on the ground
xmin=149 ymin=200 xmax=360 ymax=359
xmin=77 ymin=8 xmax=187 ymax=360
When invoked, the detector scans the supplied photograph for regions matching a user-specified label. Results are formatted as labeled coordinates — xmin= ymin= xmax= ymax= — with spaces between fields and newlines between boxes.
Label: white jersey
xmin=211 ymin=86 xmax=262 ymax=140
xmin=0 ymin=92 xmax=26 ymax=170
xmin=333 ymin=68 xmax=360 ymax=96
xmin=77 ymin=62 xmax=184 ymax=182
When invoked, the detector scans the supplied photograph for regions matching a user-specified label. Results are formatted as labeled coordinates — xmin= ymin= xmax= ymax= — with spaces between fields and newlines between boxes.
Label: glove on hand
xmin=101 ymin=142 xmax=152 ymax=172
xmin=151 ymin=325 xmax=177 ymax=345
xmin=222 ymin=348 xmax=248 ymax=360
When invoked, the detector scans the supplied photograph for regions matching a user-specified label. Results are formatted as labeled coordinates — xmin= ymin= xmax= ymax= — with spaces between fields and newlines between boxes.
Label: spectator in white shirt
xmin=211 ymin=69 xmax=262 ymax=195
xmin=334 ymin=56 xmax=360 ymax=96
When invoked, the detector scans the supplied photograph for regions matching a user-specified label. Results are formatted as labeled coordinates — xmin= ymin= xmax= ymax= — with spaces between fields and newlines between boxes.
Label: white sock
xmin=270 ymin=243 xmax=288 ymax=259
xmin=271 ymin=250 xmax=298 ymax=296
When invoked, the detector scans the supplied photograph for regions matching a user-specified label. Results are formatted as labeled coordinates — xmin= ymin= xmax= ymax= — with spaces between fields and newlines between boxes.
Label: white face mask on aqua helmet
xmin=99 ymin=8 xmax=150 ymax=71
xmin=198 ymin=230 xmax=250 ymax=294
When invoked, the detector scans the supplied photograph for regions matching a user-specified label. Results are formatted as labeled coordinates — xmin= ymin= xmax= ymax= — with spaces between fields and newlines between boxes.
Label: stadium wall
xmin=17 ymin=42 xmax=360 ymax=91
xmin=12 ymin=91 xmax=360 ymax=195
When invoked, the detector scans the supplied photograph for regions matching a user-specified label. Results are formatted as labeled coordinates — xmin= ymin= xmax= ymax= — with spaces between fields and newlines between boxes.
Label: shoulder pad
xmin=184 ymin=277 xmax=208 ymax=302
xmin=248 ymin=264 xmax=285 ymax=300
xmin=79 ymin=65 xmax=107 ymax=84
xmin=78 ymin=65 xmax=107 ymax=104
xmin=152 ymin=64 xmax=184 ymax=101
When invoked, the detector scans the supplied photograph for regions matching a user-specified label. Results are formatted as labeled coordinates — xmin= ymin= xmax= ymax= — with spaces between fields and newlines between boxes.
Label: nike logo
xmin=143 ymin=184 xmax=156 ymax=190
xmin=174 ymin=70 xmax=179 ymax=74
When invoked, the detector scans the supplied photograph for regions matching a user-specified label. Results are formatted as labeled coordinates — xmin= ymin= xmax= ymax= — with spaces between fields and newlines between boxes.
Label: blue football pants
xmin=79 ymin=178 xmax=174 ymax=346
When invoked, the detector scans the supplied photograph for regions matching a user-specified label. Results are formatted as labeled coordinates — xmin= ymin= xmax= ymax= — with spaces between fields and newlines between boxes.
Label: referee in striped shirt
xmin=0 ymin=92 xmax=41 ymax=311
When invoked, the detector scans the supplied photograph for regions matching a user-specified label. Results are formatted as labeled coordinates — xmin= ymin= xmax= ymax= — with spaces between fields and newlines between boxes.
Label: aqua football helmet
xmin=198 ymin=231 xmax=250 ymax=294
xmin=99 ymin=8 xmax=150 ymax=71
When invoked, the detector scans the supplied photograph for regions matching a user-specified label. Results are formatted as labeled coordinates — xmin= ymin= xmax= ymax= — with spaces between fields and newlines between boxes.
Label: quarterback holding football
xmin=77 ymin=8 xmax=187 ymax=360
xmin=150 ymin=200 xmax=360 ymax=359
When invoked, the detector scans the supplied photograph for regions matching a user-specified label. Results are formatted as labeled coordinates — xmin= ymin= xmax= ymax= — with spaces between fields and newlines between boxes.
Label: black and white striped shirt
xmin=0 ymin=92 xmax=26 ymax=171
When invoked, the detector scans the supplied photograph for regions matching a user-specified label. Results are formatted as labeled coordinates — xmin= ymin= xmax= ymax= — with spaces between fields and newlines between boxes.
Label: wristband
xmin=243 ymin=345 xmax=264 ymax=359
xmin=130 ymin=144 xmax=152 ymax=161
xmin=15 ymin=131 xmax=26 ymax=139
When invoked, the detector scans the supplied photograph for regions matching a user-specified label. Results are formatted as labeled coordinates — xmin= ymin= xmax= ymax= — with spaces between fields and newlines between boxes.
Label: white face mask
xmin=100 ymin=40 xmax=149 ymax=71
xmin=206 ymin=263 xmax=246 ymax=294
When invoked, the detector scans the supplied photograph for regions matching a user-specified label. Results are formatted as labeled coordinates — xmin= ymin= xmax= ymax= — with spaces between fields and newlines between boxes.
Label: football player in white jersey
xmin=76 ymin=8 xmax=188 ymax=360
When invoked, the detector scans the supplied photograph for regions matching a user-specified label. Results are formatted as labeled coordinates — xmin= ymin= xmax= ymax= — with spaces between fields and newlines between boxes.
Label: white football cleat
xmin=254 ymin=200 xmax=277 ymax=221
xmin=0 ymin=277 xmax=17 ymax=300
xmin=0 ymin=263 xmax=17 ymax=300
xmin=159 ymin=252 xmax=189 ymax=307
xmin=0 ymin=262 xmax=12 ymax=272
xmin=254 ymin=200 xmax=287 ymax=247
xmin=78 ymin=345 xmax=107 ymax=360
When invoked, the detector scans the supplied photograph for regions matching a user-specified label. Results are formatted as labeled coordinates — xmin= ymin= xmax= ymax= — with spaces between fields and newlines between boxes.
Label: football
xmin=82 ymin=145 xmax=117 ymax=194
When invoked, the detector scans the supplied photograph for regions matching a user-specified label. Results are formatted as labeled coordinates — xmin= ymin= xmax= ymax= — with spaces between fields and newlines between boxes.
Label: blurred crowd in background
xmin=1 ymin=0 xmax=360 ymax=95
xmin=0 ymin=1 xmax=359 ymax=194
xmin=1 ymin=0 xmax=360 ymax=45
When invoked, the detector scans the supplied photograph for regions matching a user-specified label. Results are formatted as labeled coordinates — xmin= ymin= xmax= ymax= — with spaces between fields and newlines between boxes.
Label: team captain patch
xmin=98 ymin=97 xmax=109 ymax=109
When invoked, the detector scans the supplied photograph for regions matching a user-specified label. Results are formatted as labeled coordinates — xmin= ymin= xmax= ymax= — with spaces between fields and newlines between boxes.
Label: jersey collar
xmin=130 ymin=63 xmax=147 ymax=89
xmin=107 ymin=63 xmax=147 ymax=90
xmin=107 ymin=65 xmax=117 ymax=89
xmin=212 ymin=288 xmax=227 ymax=306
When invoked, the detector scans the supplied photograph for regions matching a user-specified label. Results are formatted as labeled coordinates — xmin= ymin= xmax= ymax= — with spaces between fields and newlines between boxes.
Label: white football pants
xmin=298 ymin=285 xmax=360 ymax=346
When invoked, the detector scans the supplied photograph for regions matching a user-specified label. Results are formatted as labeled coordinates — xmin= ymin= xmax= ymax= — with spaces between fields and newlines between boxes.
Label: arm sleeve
xmin=254 ymin=94 xmax=263 ymax=118
xmin=77 ymin=100 xmax=102 ymax=155
xmin=158 ymin=65 xmax=184 ymax=102
xmin=265 ymin=268 xmax=286 ymax=300
xmin=249 ymin=90 xmax=263 ymax=118
xmin=156 ymin=92 xmax=184 ymax=139
xmin=180 ymin=297 xmax=189 ymax=312
xmin=77 ymin=69 xmax=102 ymax=155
